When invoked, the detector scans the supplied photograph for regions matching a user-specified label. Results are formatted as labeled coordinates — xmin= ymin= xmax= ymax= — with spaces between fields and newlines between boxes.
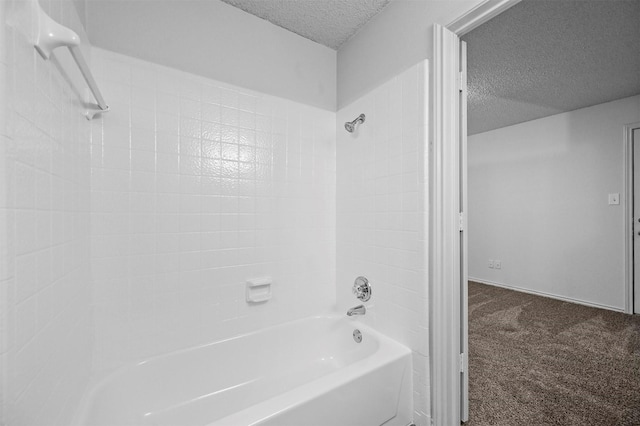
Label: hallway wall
xmin=468 ymin=95 xmax=640 ymax=311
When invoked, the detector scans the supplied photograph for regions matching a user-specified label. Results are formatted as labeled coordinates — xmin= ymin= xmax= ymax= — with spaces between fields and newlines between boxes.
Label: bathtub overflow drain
xmin=353 ymin=329 xmax=362 ymax=343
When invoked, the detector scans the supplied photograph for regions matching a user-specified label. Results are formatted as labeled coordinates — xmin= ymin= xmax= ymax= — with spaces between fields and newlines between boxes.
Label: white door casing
xmin=459 ymin=40 xmax=469 ymax=423
xmin=431 ymin=23 xmax=462 ymax=426
xmin=432 ymin=1 xmax=523 ymax=424
xmin=633 ymin=127 xmax=640 ymax=313
xmin=624 ymin=123 xmax=640 ymax=314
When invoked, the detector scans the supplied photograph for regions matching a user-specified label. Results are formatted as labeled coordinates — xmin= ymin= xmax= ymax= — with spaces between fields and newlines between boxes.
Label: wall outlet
xmin=488 ymin=260 xmax=494 ymax=269
xmin=495 ymin=260 xmax=501 ymax=269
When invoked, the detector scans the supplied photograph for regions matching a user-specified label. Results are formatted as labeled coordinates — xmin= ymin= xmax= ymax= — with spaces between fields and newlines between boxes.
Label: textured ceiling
xmin=462 ymin=0 xmax=640 ymax=135
xmin=219 ymin=0 xmax=391 ymax=50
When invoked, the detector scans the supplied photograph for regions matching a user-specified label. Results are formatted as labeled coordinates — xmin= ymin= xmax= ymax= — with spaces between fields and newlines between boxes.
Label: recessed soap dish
xmin=246 ymin=277 xmax=272 ymax=303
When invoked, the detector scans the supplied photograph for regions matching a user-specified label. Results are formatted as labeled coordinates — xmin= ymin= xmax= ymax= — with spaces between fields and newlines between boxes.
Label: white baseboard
xmin=468 ymin=277 xmax=624 ymax=313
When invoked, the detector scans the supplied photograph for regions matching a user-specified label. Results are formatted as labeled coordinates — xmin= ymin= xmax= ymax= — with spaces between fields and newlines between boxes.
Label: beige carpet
xmin=466 ymin=281 xmax=640 ymax=426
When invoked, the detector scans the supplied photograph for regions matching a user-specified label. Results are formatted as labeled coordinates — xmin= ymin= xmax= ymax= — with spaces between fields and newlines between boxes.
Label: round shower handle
xmin=352 ymin=276 xmax=372 ymax=302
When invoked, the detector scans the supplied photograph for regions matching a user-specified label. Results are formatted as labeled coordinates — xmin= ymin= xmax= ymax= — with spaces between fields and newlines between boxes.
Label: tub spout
xmin=347 ymin=305 xmax=366 ymax=316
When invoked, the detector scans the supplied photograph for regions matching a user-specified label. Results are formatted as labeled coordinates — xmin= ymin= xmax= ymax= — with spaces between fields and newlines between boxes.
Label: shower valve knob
xmin=352 ymin=276 xmax=372 ymax=302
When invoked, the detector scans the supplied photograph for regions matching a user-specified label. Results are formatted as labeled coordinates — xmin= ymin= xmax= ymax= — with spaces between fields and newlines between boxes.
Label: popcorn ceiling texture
xmin=220 ymin=0 xmax=391 ymax=50
xmin=462 ymin=0 xmax=640 ymax=135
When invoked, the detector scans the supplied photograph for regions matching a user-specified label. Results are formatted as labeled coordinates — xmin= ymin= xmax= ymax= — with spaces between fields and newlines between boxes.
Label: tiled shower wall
xmin=0 ymin=0 xmax=93 ymax=424
xmin=90 ymin=48 xmax=336 ymax=372
xmin=336 ymin=61 xmax=429 ymax=425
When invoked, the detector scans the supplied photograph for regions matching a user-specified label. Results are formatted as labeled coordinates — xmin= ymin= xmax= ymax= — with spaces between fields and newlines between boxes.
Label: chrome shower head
xmin=345 ymin=113 xmax=365 ymax=133
xmin=345 ymin=121 xmax=355 ymax=133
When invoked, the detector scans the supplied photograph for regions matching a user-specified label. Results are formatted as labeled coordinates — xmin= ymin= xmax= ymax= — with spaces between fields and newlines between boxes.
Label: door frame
xmin=624 ymin=122 xmax=640 ymax=314
xmin=447 ymin=0 xmax=522 ymax=35
xmin=459 ymin=39 xmax=469 ymax=423
xmin=430 ymin=24 xmax=462 ymax=426
xmin=430 ymin=1 xmax=521 ymax=424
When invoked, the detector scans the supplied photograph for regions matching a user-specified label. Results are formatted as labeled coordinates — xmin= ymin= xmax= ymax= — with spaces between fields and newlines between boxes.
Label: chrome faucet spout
xmin=347 ymin=304 xmax=366 ymax=316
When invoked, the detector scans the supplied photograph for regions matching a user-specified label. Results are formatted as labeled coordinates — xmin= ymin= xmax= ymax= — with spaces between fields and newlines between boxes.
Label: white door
xmin=634 ymin=128 xmax=640 ymax=313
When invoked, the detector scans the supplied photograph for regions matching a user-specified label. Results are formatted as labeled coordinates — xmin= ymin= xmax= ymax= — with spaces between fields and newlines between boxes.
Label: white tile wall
xmin=2 ymin=3 xmax=428 ymax=422
xmin=90 ymin=48 xmax=336 ymax=372
xmin=1 ymin=0 xmax=93 ymax=424
xmin=0 ymin=2 xmax=8 ymax=420
xmin=336 ymin=61 xmax=429 ymax=424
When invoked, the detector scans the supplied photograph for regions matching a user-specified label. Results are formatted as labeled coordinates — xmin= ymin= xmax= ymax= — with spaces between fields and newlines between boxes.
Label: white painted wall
xmin=72 ymin=0 xmax=86 ymax=29
xmin=1 ymin=0 xmax=94 ymax=424
xmin=85 ymin=0 xmax=336 ymax=111
xmin=468 ymin=95 xmax=640 ymax=311
xmin=90 ymin=48 xmax=336 ymax=372
xmin=336 ymin=0 xmax=483 ymax=109
xmin=337 ymin=61 xmax=429 ymax=425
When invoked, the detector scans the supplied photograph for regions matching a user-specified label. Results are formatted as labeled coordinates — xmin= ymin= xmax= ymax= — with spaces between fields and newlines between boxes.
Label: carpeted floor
xmin=466 ymin=281 xmax=640 ymax=426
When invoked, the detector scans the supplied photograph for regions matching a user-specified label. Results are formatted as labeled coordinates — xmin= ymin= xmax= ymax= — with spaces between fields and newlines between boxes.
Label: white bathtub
xmin=73 ymin=315 xmax=413 ymax=426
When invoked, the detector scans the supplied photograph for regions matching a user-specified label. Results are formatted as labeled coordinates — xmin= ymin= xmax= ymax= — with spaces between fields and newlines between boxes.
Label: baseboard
xmin=468 ymin=277 xmax=625 ymax=313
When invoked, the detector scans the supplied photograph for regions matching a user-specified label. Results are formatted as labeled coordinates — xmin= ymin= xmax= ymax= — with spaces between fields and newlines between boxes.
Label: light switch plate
xmin=608 ymin=193 xmax=620 ymax=205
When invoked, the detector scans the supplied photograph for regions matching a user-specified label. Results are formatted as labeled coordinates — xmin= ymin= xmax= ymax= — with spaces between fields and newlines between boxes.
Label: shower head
xmin=344 ymin=121 xmax=355 ymax=133
xmin=345 ymin=113 xmax=365 ymax=133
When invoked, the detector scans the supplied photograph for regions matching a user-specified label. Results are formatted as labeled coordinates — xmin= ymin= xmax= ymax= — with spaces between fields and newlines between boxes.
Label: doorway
xmin=459 ymin=0 xmax=640 ymax=424
xmin=433 ymin=0 xmax=640 ymax=424
xmin=430 ymin=1 xmax=521 ymax=424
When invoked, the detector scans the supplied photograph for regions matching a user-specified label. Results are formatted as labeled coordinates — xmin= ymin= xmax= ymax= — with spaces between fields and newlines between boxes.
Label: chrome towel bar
xmin=32 ymin=0 xmax=109 ymax=120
